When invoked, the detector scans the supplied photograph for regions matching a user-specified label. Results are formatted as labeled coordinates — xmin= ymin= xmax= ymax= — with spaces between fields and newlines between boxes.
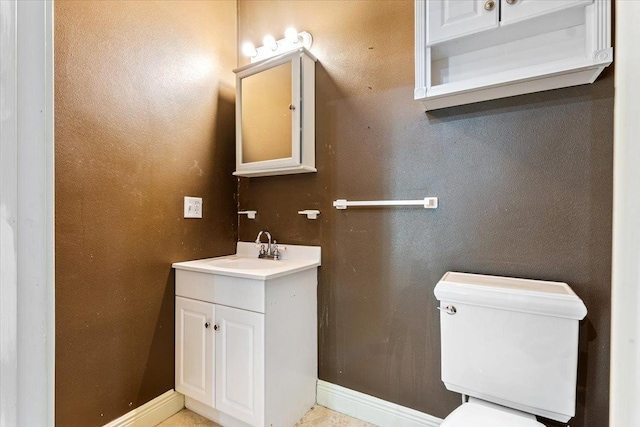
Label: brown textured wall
xmin=237 ymin=1 xmax=613 ymax=426
xmin=54 ymin=1 xmax=237 ymax=425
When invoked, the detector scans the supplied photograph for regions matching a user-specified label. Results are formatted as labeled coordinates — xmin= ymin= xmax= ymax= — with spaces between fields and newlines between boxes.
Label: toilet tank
xmin=434 ymin=272 xmax=587 ymax=423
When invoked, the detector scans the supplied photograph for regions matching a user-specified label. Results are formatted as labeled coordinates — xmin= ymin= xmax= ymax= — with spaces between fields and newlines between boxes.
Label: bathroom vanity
xmin=172 ymin=242 xmax=321 ymax=427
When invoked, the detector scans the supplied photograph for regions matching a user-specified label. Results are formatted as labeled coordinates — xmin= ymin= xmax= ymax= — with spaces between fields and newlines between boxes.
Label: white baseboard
xmin=103 ymin=389 xmax=185 ymax=427
xmin=316 ymin=380 xmax=443 ymax=427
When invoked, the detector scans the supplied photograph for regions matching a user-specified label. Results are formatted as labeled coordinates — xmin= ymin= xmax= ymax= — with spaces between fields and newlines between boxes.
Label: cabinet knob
xmin=204 ymin=322 xmax=209 ymax=328
xmin=484 ymin=0 xmax=495 ymax=11
xmin=505 ymin=0 xmax=517 ymax=4
xmin=214 ymin=324 xmax=219 ymax=331
xmin=289 ymin=104 xmax=296 ymax=110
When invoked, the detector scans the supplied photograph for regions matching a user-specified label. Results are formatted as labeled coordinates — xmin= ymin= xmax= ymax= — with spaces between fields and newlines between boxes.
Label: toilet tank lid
xmin=434 ymin=272 xmax=587 ymax=320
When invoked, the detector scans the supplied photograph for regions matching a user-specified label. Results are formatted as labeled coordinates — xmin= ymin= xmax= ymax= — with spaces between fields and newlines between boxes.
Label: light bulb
xmin=241 ymin=42 xmax=257 ymax=58
xmin=263 ymin=35 xmax=277 ymax=51
xmin=285 ymin=27 xmax=299 ymax=44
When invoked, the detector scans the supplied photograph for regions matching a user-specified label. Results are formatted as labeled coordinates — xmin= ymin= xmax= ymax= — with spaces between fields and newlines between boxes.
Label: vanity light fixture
xmin=241 ymin=42 xmax=258 ymax=59
xmin=285 ymin=27 xmax=299 ymax=44
xmin=263 ymin=35 xmax=278 ymax=51
xmin=242 ymin=29 xmax=313 ymax=63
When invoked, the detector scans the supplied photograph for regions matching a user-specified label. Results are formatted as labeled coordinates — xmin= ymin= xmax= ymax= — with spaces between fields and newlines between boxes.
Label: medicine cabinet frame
xmin=233 ymin=48 xmax=317 ymax=177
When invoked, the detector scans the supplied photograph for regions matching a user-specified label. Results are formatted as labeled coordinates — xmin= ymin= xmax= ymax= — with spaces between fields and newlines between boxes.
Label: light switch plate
xmin=184 ymin=197 xmax=202 ymax=218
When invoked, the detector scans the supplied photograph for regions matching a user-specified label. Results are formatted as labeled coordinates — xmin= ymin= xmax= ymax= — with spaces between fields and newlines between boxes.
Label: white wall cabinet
xmin=416 ymin=0 xmax=612 ymax=110
xmin=173 ymin=242 xmax=321 ymax=427
xmin=427 ymin=0 xmax=498 ymax=45
xmin=500 ymin=0 xmax=593 ymax=25
xmin=233 ymin=48 xmax=317 ymax=178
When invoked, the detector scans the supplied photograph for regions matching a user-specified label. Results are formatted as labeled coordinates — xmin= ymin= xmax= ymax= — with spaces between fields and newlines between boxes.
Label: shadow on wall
xmin=136 ymin=271 xmax=176 ymax=406
xmin=425 ymin=68 xmax=614 ymax=123
xmin=214 ymin=86 xmax=239 ymax=227
xmin=385 ymin=271 xmax=440 ymax=410
xmin=419 ymin=67 xmax=614 ymax=427
xmin=136 ymin=87 xmax=237 ymax=405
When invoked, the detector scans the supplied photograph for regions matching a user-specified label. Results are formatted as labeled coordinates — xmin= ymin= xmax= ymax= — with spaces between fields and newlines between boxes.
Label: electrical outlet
xmin=184 ymin=197 xmax=202 ymax=218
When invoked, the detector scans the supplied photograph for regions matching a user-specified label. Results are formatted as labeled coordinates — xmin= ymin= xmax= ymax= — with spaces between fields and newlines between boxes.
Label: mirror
xmin=241 ymin=62 xmax=293 ymax=163
xmin=233 ymin=48 xmax=317 ymax=177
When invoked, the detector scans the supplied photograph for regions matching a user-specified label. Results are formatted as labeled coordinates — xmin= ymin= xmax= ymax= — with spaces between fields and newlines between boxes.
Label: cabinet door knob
xmin=505 ymin=0 xmax=517 ymax=4
xmin=204 ymin=322 xmax=209 ymax=328
xmin=484 ymin=0 xmax=495 ymax=11
xmin=214 ymin=324 xmax=219 ymax=331
xmin=289 ymin=104 xmax=296 ymax=110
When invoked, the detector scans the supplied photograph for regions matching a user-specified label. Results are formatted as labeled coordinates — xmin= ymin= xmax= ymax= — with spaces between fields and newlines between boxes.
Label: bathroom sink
xmin=207 ymin=257 xmax=285 ymax=270
xmin=172 ymin=242 xmax=321 ymax=280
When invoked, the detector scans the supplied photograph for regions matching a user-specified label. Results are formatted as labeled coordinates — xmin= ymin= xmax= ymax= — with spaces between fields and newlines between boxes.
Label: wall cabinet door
xmin=501 ymin=0 xmax=593 ymax=25
xmin=215 ymin=305 xmax=265 ymax=427
xmin=234 ymin=48 xmax=317 ymax=177
xmin=175 ymin=296 xmax=215 ymax=406
xmin=427 ymin=0 xmax=499 ymax=45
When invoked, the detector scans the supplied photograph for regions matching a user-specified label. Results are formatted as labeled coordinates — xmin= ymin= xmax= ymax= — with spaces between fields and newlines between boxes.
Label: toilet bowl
xmin=434 ymin=272 xmax=587 ymax=426
xmin=441 ymin=398 xmax=544 ymax=427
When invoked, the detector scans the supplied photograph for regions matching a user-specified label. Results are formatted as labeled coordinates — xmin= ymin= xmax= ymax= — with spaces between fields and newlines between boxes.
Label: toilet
xmin=434 ymin=272 xmax=587 ymax=427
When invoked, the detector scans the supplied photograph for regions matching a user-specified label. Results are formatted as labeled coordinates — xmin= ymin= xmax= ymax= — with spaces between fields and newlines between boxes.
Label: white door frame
xmin=610 ymin=1 xmax=640 ymax=426
xmin=0 ymin=1 xmax=54 ymax=426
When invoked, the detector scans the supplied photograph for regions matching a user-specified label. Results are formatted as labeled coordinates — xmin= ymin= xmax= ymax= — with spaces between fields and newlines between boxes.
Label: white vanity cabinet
xmin=175 ymin=297 xmax=264 ymax=426
xmin=214 ymin=304 xmax=265 ymax=425
xmin=175 ymin=297 xmax=216 ymax=407
xmin=416 ymin=0 xmax=612 ymax=110
xmin=173 ymin=242 xmax=321 ymax=427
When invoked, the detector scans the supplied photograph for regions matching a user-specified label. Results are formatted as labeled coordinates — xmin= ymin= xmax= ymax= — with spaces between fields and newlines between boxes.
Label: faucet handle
xmin=272 ymin=241 xmax=280 ymax=260
xmin=259 ymin=244 xmax=266 ymax=256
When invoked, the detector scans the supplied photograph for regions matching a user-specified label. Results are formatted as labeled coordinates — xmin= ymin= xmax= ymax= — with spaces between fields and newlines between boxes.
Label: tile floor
xmin=156 ymin=406 xmax=374 ymax=427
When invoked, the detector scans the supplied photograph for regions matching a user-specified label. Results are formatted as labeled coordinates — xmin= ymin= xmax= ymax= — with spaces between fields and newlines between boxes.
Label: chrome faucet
xmin=255 ymin=231 xmax=280 ymax=260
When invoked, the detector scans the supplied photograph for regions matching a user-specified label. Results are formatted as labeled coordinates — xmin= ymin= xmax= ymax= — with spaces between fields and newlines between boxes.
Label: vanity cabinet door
xmin=175 ymin=297 xmax=215 ymax=406
xmin=215 ymin=305 xmax=265 ymax=427
xmin=427 ymin=0 xmax=499 ymax=45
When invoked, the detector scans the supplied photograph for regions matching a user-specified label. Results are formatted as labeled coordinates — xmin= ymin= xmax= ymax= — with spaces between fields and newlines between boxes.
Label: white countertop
xmin=172 ymin=242 xmax=321 ymax=280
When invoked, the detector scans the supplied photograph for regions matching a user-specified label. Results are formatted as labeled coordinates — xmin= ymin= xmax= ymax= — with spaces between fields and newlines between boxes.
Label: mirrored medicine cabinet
xmin=233 ymin=48 xmax=317 ymax=177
